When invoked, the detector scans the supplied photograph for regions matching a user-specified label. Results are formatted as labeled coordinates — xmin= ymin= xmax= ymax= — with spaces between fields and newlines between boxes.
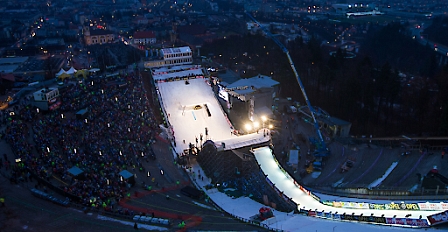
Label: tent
xmin=119 ymin=170 xmax=135 ymax=186
xmin=76 ymin=108 xmax=89 ymax=119
xmin=66 ymin=67 xmax=77 ymax=75
xmin=57 ymin=72 xmax=71 ymax=80
xmin=75 ymin=69 xmax=88 ymax=78
xmin=68 ymin=166 xmax=84 ymax=179
xmin=56 ymin=68 xmax=68 ymax=77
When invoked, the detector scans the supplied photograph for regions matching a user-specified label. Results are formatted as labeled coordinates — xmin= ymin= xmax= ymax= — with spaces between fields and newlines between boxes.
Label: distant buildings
xmin=133 ymin=31 xmax=156 ymax=45
xmin=83 ymin=27 xmax=115 ymax=46
xmin=144 ymin=46 xmax=193 ymax=68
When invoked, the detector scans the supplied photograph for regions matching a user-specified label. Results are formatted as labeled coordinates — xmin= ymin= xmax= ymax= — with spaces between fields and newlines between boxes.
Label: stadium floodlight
xmin=245 ymin=123 xmax=252 ymax=132
xmin=261 ymin=115 xmax=267 ymax=122
xmin=261 ymin=116 xmax=267 ymax=128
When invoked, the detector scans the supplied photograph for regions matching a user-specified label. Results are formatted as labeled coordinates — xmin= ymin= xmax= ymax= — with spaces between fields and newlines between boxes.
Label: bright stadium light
xmin=245 ymin=123 xmax=252 ymax=132
xmin=261 ymin=115 xmax=267 ymax=122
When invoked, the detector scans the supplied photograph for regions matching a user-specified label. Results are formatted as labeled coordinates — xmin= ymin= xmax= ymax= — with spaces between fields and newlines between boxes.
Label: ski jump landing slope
xmin=157 ymin=78 xmax=269 ymax=154
xmin=253 ymin=146 xmax=445 ymax=221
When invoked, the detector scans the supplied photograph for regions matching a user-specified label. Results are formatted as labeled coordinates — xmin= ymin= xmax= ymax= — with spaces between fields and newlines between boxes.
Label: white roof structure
xmin=160 ymin=46 xmax=191 ymax=55
xmin=226 ymin=75 xmax=279 ymax=90
xmin=66 ymin=67 xmax=77 ymax=74
xmin=56 ymin=68 xmax=67 ymax=77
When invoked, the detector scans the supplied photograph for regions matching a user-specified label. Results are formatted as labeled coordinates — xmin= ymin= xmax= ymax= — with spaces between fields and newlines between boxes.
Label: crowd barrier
xmin=30 ymin=188 xmax=69 ymax=206
xmin=133 ymin=215 xmax=170 ymax=225
xmin=321 ymin=200 xmax=448 ymax=211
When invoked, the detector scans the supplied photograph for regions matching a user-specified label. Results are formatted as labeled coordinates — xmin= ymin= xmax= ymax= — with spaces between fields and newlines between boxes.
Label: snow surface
xmin=368 ymin=161 xmax=399 ymax=189
xmin=157 ymin=77 xmax=269 ymax=155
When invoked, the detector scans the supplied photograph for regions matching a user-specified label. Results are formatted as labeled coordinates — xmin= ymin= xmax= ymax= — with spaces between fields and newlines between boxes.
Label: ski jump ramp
xmin=253 ymin=146 xmax=446 ymax=227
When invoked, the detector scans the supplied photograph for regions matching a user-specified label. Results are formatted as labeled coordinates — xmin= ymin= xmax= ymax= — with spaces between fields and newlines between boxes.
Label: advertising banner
xmin=324 ymin=212 xmax=333 ymax=219
xmin=418 ymin=202 xmax=448 ymax=211
xmin=427 ymin=211 xmax=448 ymax=225
xmin=322 ymin=200 xmax=333 ymax=206
xmin=367 ymin=203 xmax=420 ymax=210
xmin=333 ymin=213 xmax=341 ymax=220
xmin=406 ymin=218 xmax=430 ymax=227
xmin=386 ymin=217 xmax=429 ymax=227
xmin=384 ymin=203 xmax=420 ymax=210
xmin=331 ymin=201 xmax=370 ymax=209
xmin=293 ymin=180 xmax=301 ymax=188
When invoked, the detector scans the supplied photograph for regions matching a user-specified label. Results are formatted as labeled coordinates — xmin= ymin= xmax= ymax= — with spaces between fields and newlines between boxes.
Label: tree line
xmin=202 ymin=22 xmax=448 ymax=137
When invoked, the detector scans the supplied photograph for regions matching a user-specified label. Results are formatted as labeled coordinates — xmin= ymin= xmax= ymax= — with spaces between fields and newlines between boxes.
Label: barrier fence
xmin=299 ymin=208 xmax=430 ymax=228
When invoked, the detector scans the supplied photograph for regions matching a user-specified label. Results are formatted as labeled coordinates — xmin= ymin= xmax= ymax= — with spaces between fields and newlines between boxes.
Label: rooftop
xmin=133 ymin=31 xmax=156 ymax=39
xmin=226 ymin=75 xmax=279 ymax=90
xmin=88 ymin=29 xmax=114 ymax=36
xmin=161 ymin=46 xmax=191 ymax=55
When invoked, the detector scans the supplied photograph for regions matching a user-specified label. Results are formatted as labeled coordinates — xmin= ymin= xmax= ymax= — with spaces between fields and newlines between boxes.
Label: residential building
xmin=133 ymin=31 xmax=156 ymax=45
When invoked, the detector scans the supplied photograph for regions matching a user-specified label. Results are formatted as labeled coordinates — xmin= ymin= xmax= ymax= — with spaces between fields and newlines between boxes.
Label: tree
xmin=436 ymin=64 xmax=448 ymax=135
xmin=375 ymin=62 xmax=391 ymax=124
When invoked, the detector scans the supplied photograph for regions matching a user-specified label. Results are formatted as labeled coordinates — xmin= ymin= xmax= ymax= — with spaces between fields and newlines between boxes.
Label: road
xmin=410 ymin=25 xmax=448 ymax=57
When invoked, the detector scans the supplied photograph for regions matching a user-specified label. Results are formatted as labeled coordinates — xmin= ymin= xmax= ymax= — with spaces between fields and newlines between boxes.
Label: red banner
xmin=427 ymin=211 xmax=448 ymax=225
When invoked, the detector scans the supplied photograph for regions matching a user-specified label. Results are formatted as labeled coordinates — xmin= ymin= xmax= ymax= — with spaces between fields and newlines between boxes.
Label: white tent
xmin=56 ymin=68 xmax=67 ymax=77
xmin=66 ymin=67 xmax=77 ymax=75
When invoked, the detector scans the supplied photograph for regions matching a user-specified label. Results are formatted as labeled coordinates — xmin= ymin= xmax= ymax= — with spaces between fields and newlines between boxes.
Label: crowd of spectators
xmin=3 ymin=72 xmax=160 ymax=210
